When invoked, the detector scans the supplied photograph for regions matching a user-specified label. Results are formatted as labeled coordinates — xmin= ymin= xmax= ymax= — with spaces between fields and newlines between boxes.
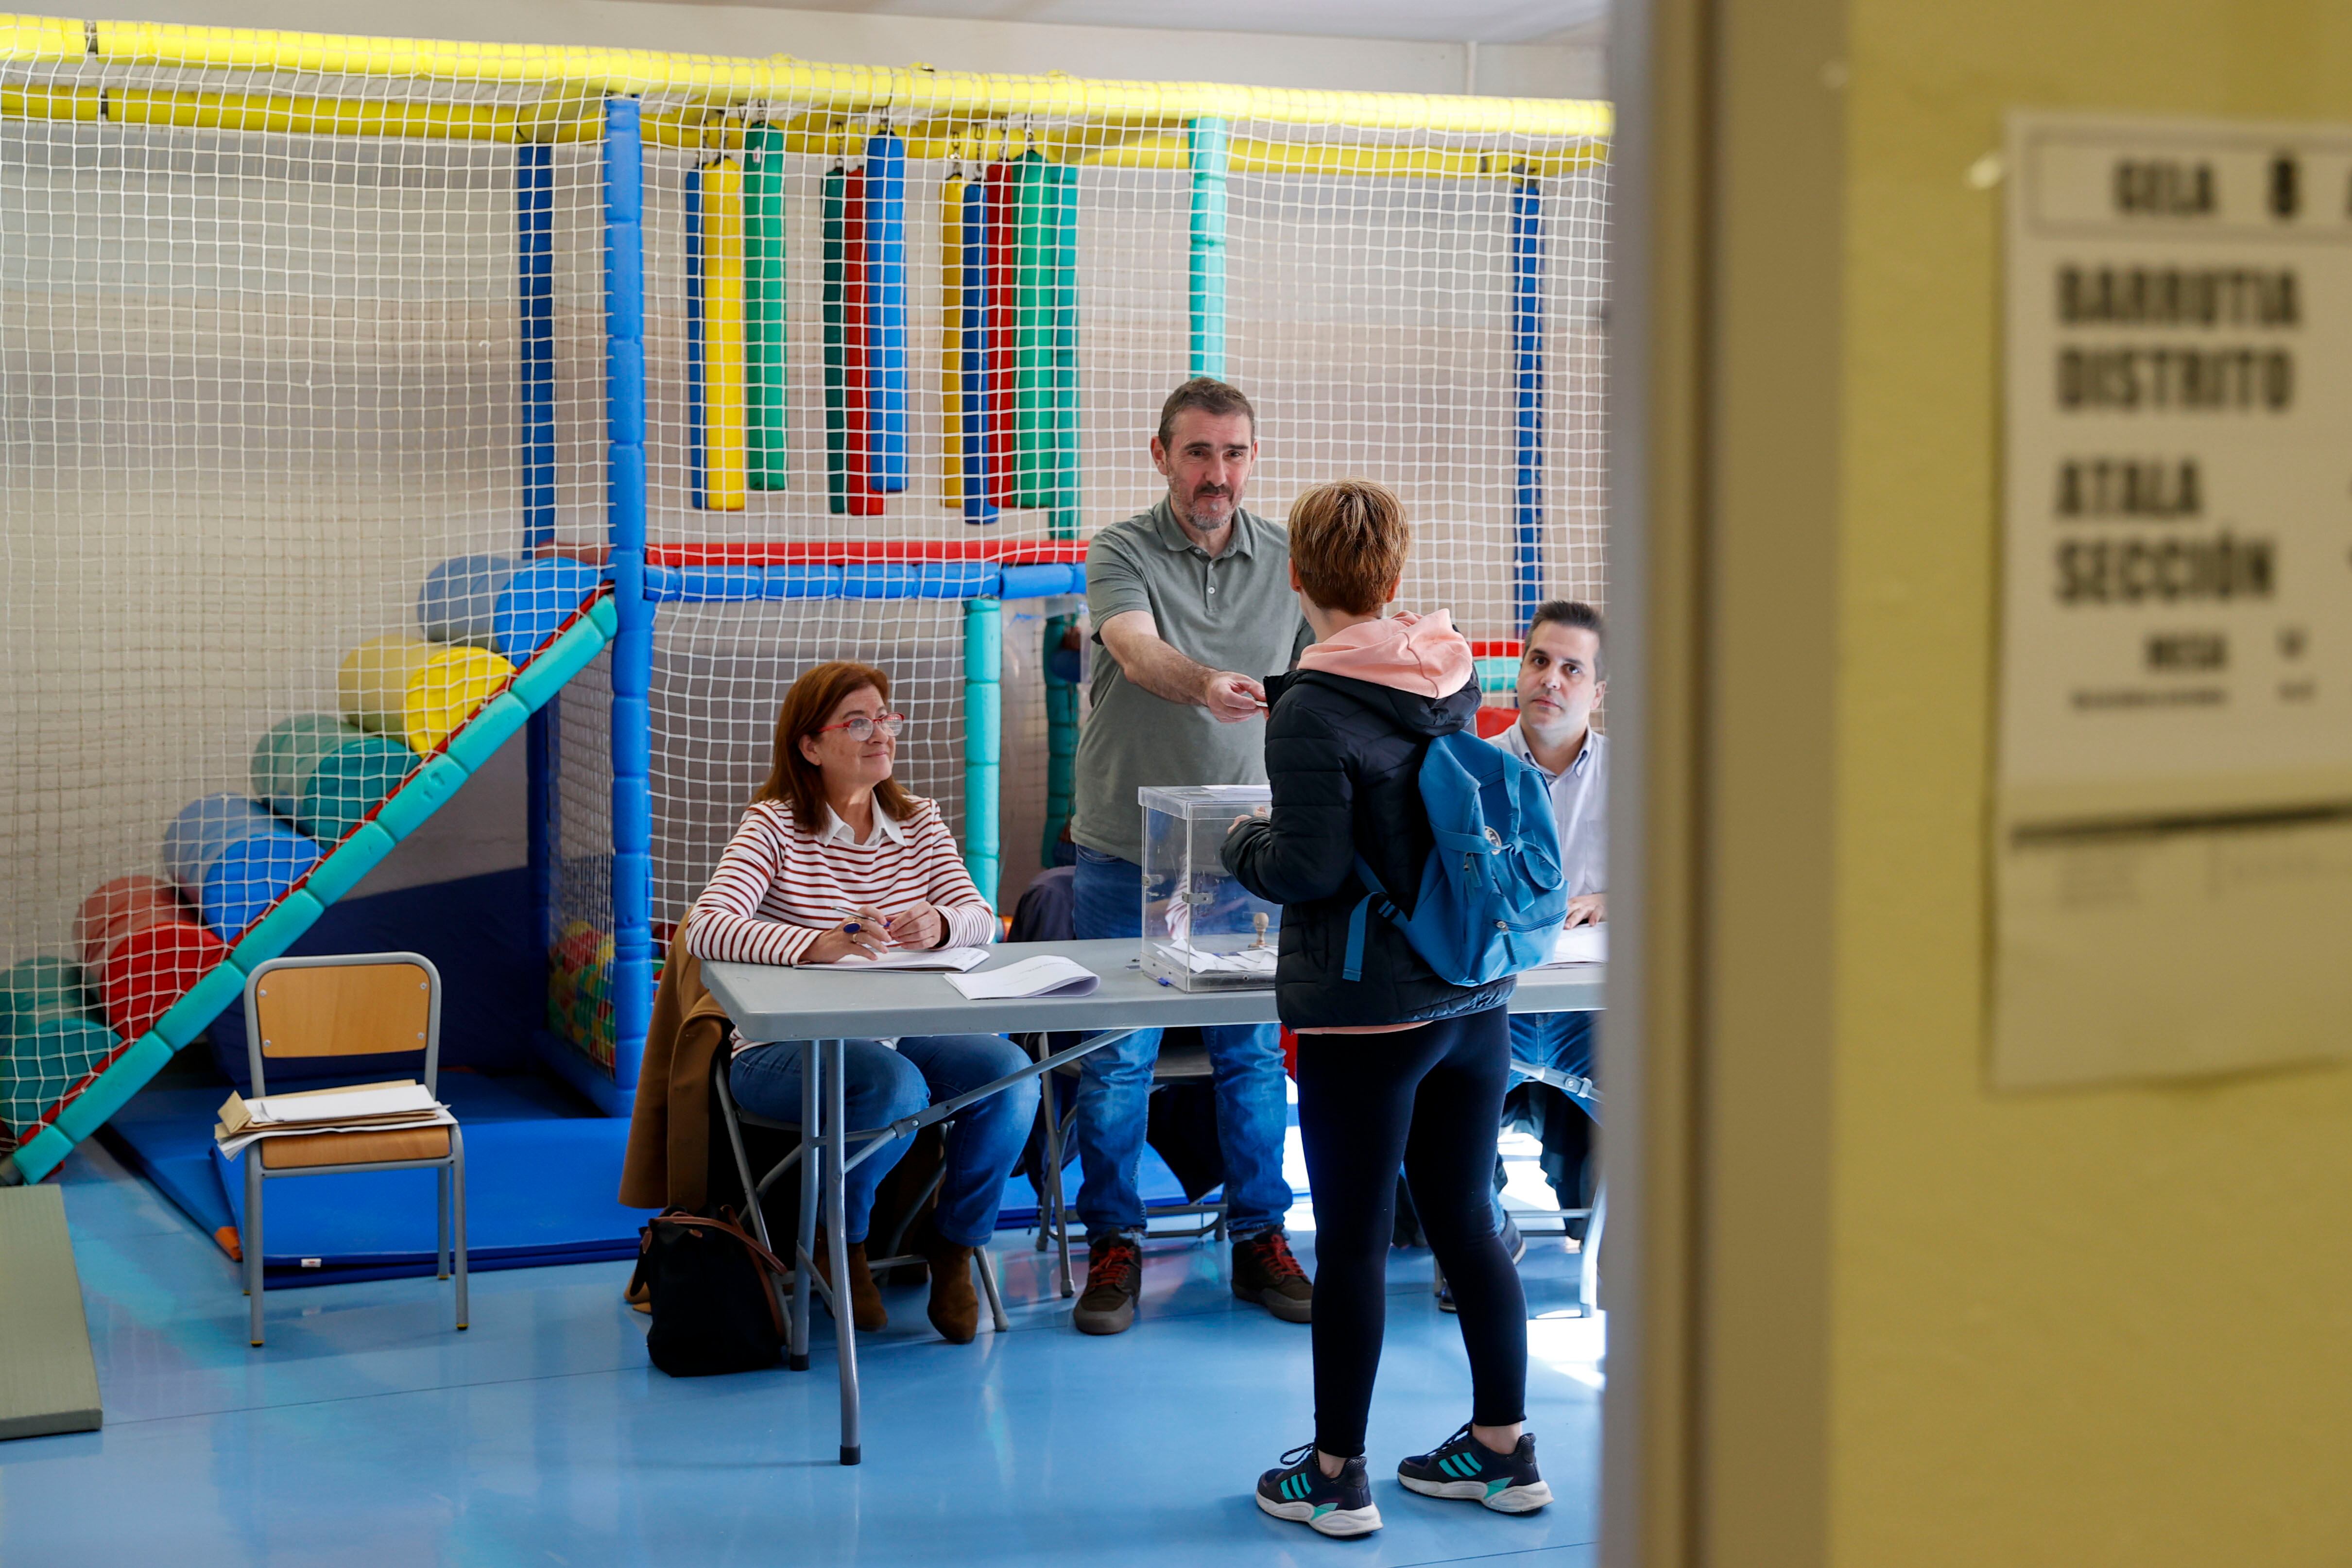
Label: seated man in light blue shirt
xmin=1494 ymin=601 xmax=1606 ymax=1155
xmin=1436 ymin=599 xmax=1607 ymax=1306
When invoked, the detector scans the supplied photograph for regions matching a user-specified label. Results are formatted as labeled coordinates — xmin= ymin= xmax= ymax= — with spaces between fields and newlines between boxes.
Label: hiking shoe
xmin=1233 ymin=1229 xmax=1313 ymax=1323
xmin=1437 ymin=1213 xmax=1527 ymax=1313
xmin=1073 ymin=1233 xmax=1142 ymax=1335
xmin=1397 ymin=1423 xmax=1553 ymax=1513
xmin=1256 ymin=1442 xmax=1383 ymax=1537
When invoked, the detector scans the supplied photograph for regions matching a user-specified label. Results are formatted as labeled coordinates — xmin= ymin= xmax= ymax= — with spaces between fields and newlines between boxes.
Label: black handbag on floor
xmin=638 ymin=1207 xmax=790 ymax=1377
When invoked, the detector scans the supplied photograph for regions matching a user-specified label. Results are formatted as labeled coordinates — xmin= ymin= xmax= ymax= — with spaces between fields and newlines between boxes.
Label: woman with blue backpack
xmin=1222 ymin=478 xmax=1567 ymax=1538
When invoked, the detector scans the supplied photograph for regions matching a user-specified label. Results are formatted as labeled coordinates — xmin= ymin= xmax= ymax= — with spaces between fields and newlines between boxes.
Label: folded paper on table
xmin=1542 ymin=924 xmax=1607 ymax=966
xmin=945 ymin=955 xmax=1099 ymax=999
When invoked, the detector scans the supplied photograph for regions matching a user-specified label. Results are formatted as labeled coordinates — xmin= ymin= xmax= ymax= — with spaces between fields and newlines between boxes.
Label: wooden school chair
xmin=240 ymin=953 xmax=466 ymax=1346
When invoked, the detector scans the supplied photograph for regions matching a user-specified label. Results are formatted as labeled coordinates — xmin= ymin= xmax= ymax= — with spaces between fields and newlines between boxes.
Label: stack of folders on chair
xmin=215 ymin=1081 xmax=456 ymax=1165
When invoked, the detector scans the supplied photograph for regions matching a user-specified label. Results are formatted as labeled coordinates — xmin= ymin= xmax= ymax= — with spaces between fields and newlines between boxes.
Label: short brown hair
xmin=755 ymin=660 xmax=915 ymax=828
xmin=1156 ymin=377 xmax=1257 ymax=451
xmin=1287 ymin=479 xmax=1410 ymax=617
xmin=1526 ymin=599 xmax=1604 ymax=678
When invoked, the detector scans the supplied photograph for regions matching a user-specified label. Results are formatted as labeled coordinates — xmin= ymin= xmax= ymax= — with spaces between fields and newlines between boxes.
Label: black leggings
xmin=1295 ymin=1005 xmax=1526 ymax=1458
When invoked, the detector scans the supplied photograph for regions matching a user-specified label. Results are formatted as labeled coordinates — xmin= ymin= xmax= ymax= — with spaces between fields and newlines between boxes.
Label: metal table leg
xmin=824 ymin=1037 xmax=862 ymax=1465
xmin=790 ymin=1038 xmax=817 ymax=1372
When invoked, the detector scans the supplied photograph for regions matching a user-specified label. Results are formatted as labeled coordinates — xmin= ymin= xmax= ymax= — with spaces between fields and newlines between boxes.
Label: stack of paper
xmin=944 ymin=956 xmax=1100 ymax=999
xmin=215 ymin=1079 xmax=456 ymax=1157
xmin=1540 ymin=924 xmax=1607 ymax=967
xmin=830 ymin=946 xmax=991 ymax=972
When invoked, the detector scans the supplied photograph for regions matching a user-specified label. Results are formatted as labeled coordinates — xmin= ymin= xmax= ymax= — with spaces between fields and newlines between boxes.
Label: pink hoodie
xmin=1294 ymin=609 xmax=1475 ymax=698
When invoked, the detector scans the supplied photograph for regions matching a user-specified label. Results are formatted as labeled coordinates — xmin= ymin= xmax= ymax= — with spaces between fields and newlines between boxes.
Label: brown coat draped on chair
xmin=618 ymin=944 xmax=737 ymax=1212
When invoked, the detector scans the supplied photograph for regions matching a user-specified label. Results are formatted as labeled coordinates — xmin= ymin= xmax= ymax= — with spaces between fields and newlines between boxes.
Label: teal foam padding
xmin=587 ymin=595 xmax=618 ymax=638
xmin=374 ymin=753 xmax=470 ymax=843
xmin=509 ymin=618 xmax=610 ymax=712
xmin=444 ymin=690 xmax=531 ymax=773
xmin=230 ymin=888 xmax=326 ymax=971
xmin=300 ymin=821 xmax=397 ymax=908
xmin=51 ymin=1030 xmax=172 ymax=1144
xmin=7 ymin=1123 xmax=74 ymax=1184
xmin=148 ymin=961 xmax=248 ymax=1052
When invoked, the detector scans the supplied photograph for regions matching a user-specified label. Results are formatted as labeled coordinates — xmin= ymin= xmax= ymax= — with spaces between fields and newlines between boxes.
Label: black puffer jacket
xmin=1220 ymin=668 xmax=1514 ymax=1029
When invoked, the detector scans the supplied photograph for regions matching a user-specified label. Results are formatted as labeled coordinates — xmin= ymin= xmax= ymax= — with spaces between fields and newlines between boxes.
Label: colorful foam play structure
xmin=0 ymin=22 xmax=1601 ymax=1195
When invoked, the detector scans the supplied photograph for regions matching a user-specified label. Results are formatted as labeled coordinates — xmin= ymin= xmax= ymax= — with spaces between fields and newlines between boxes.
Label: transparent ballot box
xmin=1139 ymin=785 xmax=1282 ymax=991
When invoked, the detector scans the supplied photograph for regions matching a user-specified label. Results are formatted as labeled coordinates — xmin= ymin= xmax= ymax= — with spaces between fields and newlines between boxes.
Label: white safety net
xmin=0 ymin=35 xmax=1608 ymax=1149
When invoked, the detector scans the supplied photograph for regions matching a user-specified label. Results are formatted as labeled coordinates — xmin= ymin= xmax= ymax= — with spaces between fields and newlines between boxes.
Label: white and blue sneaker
xmin=1255 ymin=1442 xmax=1384 ymax=1537
xmin=1397 ymin=1424 xmax=1553 ymax=1513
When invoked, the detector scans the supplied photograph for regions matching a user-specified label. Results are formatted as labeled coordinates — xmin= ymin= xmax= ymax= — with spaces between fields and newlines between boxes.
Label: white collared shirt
xmin=1497 ymin=723 xmax=1606 ymax=898
xmin=814 ymin=803 xmax=908 ymax=848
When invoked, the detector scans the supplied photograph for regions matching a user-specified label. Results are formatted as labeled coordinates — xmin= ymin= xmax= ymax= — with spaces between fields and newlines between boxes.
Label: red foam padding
xmin=77 ymin=875 xmax=193 ymax=978
xmin=1475 ymin=706 xmax=1520 ymax=740
xmin=1470 ymin=640 xmax=1522 ymax=659
xmin=99 ymin=918 xmax=230 ymax=1040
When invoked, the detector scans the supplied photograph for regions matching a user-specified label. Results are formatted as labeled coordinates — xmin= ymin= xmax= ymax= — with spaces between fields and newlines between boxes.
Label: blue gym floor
xmin=4 ymin=1136 xmax=1602 ymax=1567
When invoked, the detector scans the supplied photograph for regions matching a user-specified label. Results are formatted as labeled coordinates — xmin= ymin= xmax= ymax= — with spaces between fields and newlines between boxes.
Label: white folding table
xmin=701 ymin=937 xmax=1604 ymax=1465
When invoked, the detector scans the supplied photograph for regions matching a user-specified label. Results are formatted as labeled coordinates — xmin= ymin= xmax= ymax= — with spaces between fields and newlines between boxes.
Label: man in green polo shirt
xmin=1065 ymin=378 xmax=1317 ymax=1336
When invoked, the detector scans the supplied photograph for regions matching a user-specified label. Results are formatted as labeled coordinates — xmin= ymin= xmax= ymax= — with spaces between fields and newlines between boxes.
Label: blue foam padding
xmin=101 ymin=1074 xmax=648 ymax=1285
xmin=443 ymin=691 xmax=530 ymax=774
xmin=374 ymin=753 xmax=469 ymax=842
xmin=210 ymin=866 xmax=537 ymax=1083
xmin=301 ymin=821 xmax=398 ymax=907
xmin=229 ymin=888 xmax=326 ymax=971
xmin=149 ymin=961 xmax=247 ymax=1052
xmin=1000 ymin=563 xmax=1081 ymax=599
xmin=492 ymin=557 xmax=603 ymax=661
xmin=163 ymin=796 xmax=323 ymax=938
xmin=416 ymin=553 xmax=518 ymax=645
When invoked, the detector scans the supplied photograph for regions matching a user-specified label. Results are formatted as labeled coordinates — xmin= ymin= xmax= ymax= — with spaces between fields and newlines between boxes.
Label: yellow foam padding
xmin=402 ymin=646 xmax=516 ymax=755
xmin=941 ymin=170 xmax=963 ymax=506
xmin=337 ymin=636 xmax=436 ymax=734
xmin=700 ymin=156 xmax=747 ymax=512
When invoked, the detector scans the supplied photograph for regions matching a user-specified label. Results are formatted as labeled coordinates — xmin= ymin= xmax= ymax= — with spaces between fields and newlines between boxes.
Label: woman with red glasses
xmin=684 ymin=659 xmax=1031 ymax=1345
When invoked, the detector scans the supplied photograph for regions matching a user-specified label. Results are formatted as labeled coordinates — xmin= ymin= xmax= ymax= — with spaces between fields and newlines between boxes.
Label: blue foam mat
xmin=101 ymin=1068 xmax=1209 ymax=1286
xmin=102 ymin=1073 xmax=652 ymax=1287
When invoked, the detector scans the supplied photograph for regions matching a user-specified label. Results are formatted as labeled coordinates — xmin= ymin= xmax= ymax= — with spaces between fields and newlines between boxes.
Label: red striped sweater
xmin=685 ymin=795 xmax=996 ymax=968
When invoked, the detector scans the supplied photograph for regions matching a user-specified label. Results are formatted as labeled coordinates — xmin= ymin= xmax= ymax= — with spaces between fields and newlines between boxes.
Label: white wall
xmin=91 ymin=0 xmax=1607 ymax=100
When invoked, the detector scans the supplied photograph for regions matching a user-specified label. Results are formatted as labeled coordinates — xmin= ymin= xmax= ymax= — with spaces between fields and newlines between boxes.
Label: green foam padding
xmin=509 ymin=619 xmax=609 ymax=712
xmin=746 ymin=122 xmax=789 ymax=490
xmin=0 ymin=1187 xmax=102 ymax=1439
xmin=52 ymin=1031 xmax=172 ymax=1144
xmin=148 ymin=961 xmax=248 ymax=1053
xmin=1 ymin=958 xmax=92 ymax=1035
xmin=301 ymin=821 xmax=397 ymax=907
xmin=374 ymin=753 xmax=469 ymax=842
xmin=230 ymin=888 xmax=326 ymax=971
xmin=587 ymin=595 xmax=618 ymax=638
xmin=443 ymin=690 xmax=530 ymax=773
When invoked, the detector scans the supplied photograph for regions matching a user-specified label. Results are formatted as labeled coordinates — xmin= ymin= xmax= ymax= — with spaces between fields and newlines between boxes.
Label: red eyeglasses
xmin=815 ymin=713 xmax=906 ymax=741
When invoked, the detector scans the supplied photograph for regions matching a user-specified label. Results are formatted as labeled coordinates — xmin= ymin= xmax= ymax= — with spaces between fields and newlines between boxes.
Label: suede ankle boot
xmin=925 ymin=1241 xmax=980 ymax=1344
xmin=813 ymin=1235 xmax=888 ymax=1331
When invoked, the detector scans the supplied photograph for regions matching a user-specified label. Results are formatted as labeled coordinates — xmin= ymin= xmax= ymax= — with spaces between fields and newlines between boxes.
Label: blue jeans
xmin=1069 ymin=844 xmax=1294 ymax=1241
xmin=1509 ymin=1011 xmax=1601 ymax=1120
xmin=1496 ymin=1011 xmax=1600 ymax=1223
xmin=729 ymin=1033 xmax=1039 ymax=1247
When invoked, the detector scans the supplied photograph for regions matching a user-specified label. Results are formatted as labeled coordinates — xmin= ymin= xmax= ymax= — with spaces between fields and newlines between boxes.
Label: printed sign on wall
xmin=1995 ymin=111 xmax=2352 ymax=1087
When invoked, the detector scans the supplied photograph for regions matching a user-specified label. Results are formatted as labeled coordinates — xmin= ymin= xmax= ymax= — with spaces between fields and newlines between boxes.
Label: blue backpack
xmin=1342 ymin=730 xmax=1568 ymax=988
